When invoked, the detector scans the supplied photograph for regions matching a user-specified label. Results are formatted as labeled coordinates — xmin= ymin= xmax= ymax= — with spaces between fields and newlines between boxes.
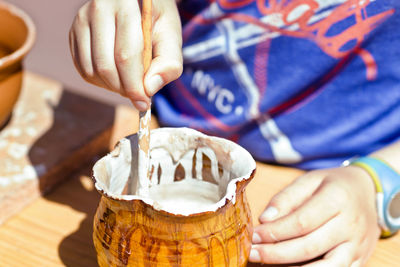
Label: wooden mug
xmin=93 ymin=128 xmax=256 ymax=266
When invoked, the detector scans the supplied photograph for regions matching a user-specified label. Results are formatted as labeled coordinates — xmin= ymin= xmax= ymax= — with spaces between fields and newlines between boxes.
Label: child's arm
xmin=250 ymin=141 xmax=400 ymax=266
xmin=69 ymin=0 xmax=183 ymax=111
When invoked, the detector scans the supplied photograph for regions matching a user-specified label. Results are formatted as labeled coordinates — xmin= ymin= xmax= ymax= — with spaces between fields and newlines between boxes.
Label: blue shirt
xmin=154 ymin=0 xmax=400 ymax=170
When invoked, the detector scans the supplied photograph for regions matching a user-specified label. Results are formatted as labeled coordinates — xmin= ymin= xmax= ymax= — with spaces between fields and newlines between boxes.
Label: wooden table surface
xmin=0 ymin=83 xmax=399 ymax=267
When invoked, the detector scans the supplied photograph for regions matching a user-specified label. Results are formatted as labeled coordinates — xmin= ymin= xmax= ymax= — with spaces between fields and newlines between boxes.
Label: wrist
xmin=348 ymin=157 xmax=400 ymax=237
xmin=344 ymin=164 xmax=378 ymax=210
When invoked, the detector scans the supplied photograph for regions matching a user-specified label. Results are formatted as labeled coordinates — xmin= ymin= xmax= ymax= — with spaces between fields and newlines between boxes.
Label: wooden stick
xmin=136 ymin=0 xmax=152 ymax=196
xmin=142 ymin=0 xmax=152 ymax=73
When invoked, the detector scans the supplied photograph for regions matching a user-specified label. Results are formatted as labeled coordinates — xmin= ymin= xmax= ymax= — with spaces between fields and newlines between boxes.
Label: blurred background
xmin=12 ymin=0 xmax=130 ymax=106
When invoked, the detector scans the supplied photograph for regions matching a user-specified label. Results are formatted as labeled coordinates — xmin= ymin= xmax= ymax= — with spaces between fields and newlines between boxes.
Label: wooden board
xmin=0 ymin=72 xmax=115 ymax=225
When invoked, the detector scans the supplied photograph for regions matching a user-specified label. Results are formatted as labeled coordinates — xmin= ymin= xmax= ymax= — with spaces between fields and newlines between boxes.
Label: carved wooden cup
xmin=93 ymin=128 xmax=256 ymax=266
xmin=0 ymin=1 xmax=35 ymax=128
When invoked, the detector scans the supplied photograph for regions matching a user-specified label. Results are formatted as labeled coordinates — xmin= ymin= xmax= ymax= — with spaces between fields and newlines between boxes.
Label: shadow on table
xmin=27 ymin=89 xmax=115 ymax=267
xmin=28 ymin=89 xmax=115 ymax=194
xmin=44 ymin=165 xmax=100 ymax=267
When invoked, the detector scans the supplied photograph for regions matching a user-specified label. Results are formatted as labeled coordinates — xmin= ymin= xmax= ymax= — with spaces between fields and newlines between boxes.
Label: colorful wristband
xmin=349 ymin=157 xmax=400 ymax=237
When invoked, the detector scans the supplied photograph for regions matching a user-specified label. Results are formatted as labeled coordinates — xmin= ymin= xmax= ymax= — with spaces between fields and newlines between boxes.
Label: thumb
xmin=144 ymin=1 xmax=183 ymax=96
xmin=259 ymin=171 xmax=324 ymax=223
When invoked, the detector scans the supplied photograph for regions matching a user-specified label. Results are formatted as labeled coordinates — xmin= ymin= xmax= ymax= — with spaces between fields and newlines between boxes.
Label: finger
xmin=71 ymin=29 xmax=105 ymax=87
xmin=89 ymin=0 xmax=122 ymax=92
xmin=259 ymin=171 xmax=324 ymax=223
xmin=144 ymin=1 xmax=183 ymax=96
xmin=350 ymin=259 xmax=363 ymax=267
xmin=254 ymin=180 xmax=341 ymax=243
xmin=69 ymin=30 xmax=84 ymax=77
xmin=70 ymin=5 xmax=107 ymax=88
xmin=302 ymin=242 xmax=354 ymax=267
xmin=250 ymin=216 xmax=346 ymax=264
xmin=114 ymin=0 xmax=150 ymax=110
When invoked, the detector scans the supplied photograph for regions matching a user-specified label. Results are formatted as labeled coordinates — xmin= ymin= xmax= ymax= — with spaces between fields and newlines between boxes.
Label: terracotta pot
xmin=93 ymin=128 xmax=256 ymax=266
xmin=0 ymin=1 xmax=35 ymax=128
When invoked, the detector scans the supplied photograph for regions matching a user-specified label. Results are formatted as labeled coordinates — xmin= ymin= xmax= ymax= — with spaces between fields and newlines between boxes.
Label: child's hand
xmin=250 ymin=166 xmax=381 ymax=266
xmin=69 ymin=0 xmax=183 ymax=111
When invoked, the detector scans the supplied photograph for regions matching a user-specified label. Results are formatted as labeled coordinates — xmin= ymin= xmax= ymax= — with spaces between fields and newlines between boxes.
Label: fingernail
xmin=249 ymin=248 xmax=261 ymax=262
xmin=252 ymin=232 xmax=262 ymax=244
xmin=146 ymin=74 xmax=164 ymax=96
xmin=134 ymin=101 xmax=149 ymax=111
xmin=260 ymin=206 xmax=278 ymax=222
